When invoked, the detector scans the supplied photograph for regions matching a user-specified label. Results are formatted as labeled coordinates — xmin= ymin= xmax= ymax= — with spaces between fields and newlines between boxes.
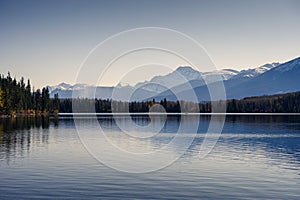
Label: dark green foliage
xmin=226 ymin=92 xmax=300 ymax=113
xmin=0 ymin=73 xmax=53 ymax=115
xmin=57 ymin=91 xmax=300 ymax=113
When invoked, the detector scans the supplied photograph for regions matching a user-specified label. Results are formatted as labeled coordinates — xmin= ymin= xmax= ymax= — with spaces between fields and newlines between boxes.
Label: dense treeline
xmin=58 ymin=91 xmax=300 ymax=113
xmin=226 ymin=92 xmax=300 ymax=113
xmin=1 ymin=72 xmax=299 ymax=115
xmin=58 ymin=98 xmax=183 ymax=113
xmin=0 ymin=73 xmax=59 ymax=115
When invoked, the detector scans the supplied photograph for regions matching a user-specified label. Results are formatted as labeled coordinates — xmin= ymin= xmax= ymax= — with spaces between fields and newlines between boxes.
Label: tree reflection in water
xmin=0 ymin=116 xmax=58 ymax=163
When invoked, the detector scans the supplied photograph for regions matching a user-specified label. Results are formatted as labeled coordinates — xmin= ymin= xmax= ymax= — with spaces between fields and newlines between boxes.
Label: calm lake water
xmin=0 ymin=115 xmax=299 ymax=199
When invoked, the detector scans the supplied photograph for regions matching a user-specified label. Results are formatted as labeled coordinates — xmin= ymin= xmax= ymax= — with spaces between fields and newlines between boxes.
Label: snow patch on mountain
xmin=134 ymin=66 xmax=202 ymax=93
xmin=274 ymin=57 xmax=300 ymax=72
xmin=231 ymin=62 xmax=280 ymax=79
xmin=202 ymin=69 xmax=239 ymax=82
xmin=46 ymin=83 xmax=92 ymax=93
xmin=46 ymin=82 xmax=72 ymax=93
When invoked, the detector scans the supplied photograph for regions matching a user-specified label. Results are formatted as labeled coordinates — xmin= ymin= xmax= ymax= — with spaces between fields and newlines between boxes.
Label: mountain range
xmin=46 ymin=57 xmax=300 ymax=102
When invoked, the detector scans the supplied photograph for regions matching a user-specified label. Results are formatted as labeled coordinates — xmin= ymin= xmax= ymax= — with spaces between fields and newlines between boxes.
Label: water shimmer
xmin=0 ymin=115 xmax=299 ymax=199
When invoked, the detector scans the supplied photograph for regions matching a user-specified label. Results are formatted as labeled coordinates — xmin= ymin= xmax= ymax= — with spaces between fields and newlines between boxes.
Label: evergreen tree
xmin=0 ymin=88 xmax=3 ymax=112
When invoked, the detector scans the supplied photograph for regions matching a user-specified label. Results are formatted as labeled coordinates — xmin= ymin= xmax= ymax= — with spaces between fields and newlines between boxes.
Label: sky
xmin=0 ymin=0 xmax=300 ymax=88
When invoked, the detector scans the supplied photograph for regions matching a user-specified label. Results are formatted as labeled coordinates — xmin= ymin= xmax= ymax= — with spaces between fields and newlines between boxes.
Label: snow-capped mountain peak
xmin=173 ymin=66 xmax=202 ymax=80
xmin=116 ymin=82 xmax=131 ymax=88
xmin=134 ymin=66 xmax=202 ymax=93
xmin=254 ymin=62 xmax=280 ymax=73
xmin=46 ymin=82 xmax=72 ymax=93
xmin=202 ymin=69 xmax=239 ymax=81
xmin=274 ymin=57 xmax=300 ymax=72
xmin=231 ymin=62 xmax=280 ymax=79
xmin=175 ymin=66 xmax=199 ymax=73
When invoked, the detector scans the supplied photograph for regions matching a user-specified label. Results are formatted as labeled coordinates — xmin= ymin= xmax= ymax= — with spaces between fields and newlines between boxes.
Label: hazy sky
xmin=0 ymin=0 xmax=300 ymax=88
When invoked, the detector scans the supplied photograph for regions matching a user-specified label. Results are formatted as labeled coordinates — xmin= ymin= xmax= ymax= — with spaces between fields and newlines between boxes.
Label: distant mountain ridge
xmin=230 ymin=63 xmax=280 ymax=79
xmin=154 ymin=57 xmax=300 ymax=101
xmin=46 ymin=57 xmax=300 ymax=101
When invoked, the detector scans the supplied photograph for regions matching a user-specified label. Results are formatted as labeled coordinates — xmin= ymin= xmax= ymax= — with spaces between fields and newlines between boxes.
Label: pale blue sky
xmin=0 ymin=0 xmax=300 ymax=88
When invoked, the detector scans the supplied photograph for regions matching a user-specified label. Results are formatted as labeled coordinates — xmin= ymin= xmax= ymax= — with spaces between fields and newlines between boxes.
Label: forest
xmin=58 ymin=91 xmax=300 ymax=113
xmin=0 ymin=73 xmax=299 ymax=116
xmin=0 ymin=73 xmax=59 ymax=115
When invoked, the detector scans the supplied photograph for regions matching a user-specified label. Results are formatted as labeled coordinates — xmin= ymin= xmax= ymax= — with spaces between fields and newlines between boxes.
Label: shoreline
xmin=60 ymin=112 xmax=300 ymax=116
xmin=0 ymin=113 xmax=58 ymax=119
xmin=2 ymin=112 xmax=300 ymax=119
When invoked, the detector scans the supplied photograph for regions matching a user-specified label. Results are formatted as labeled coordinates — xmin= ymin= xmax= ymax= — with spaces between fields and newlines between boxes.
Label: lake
xmin=0 ymin=115 xmax=299 ymax=199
